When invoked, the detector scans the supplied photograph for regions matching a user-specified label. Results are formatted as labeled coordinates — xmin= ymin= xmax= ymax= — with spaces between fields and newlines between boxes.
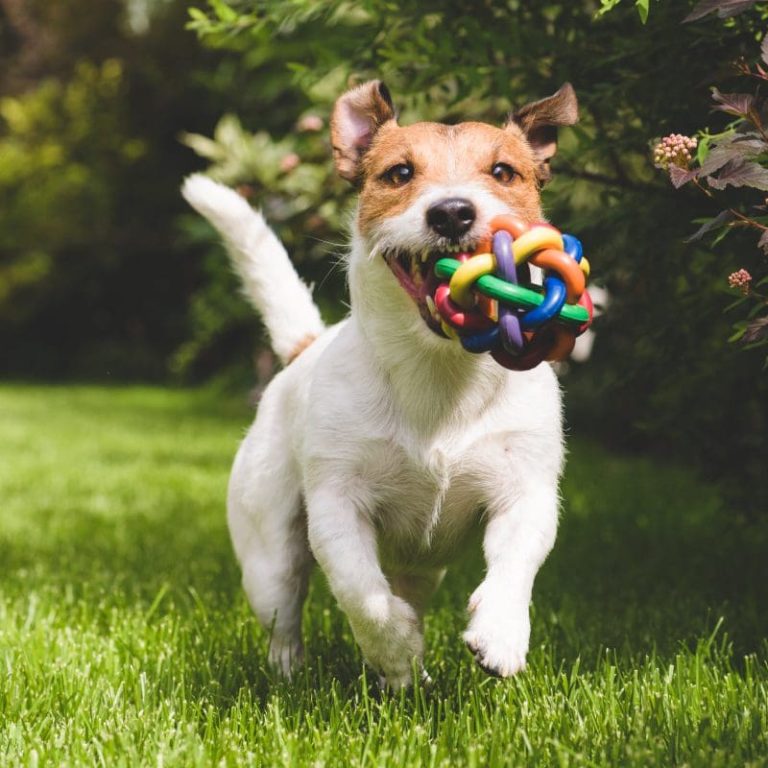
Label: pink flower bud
xmin=280 ymin=153 xmax=300 ymax=173
xmin=298 ymin=114 xmax=324 ymax=132
xmin=728 ymin=268 xmax=752 ymax=293
xmin=653 ymin=133 xmax=697 ymax=171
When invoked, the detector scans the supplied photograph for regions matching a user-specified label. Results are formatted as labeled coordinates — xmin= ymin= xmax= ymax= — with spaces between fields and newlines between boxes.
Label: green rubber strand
xmin=434 ymin=258 xmax=589 ymax=327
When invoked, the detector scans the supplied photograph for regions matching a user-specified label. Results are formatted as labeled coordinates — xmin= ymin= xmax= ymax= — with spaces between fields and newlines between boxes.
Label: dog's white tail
xmin=181 ymin=174 xmax=325 ymax=364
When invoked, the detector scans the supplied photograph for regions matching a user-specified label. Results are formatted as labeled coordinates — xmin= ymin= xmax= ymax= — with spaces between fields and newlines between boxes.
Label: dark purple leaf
xmin=699 ymin=136 xmax=765 ymax=179
xmin=729 ymin=137 xmax=766 ymax=154
xmin=708 ymin=159 xmax=768 ymax=191
xmin=684 ymin=0 xmax=758 ymax=22
xmin=711 ymin=88 xmax=755 ymax=117
xmin=684 ymin=210 xmax=735 ymax=242
xmin=669 ymin=165 xmax=699 ymax=188
xmin=758 ymin=229 xmax=768 ymax=253
xmin=743 ymin=316 xmax=768 ymax=343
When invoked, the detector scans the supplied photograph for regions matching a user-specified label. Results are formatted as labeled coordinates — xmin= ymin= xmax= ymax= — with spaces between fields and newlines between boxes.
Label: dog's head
xmin=331 ymin=80 xmax=578 ymax=342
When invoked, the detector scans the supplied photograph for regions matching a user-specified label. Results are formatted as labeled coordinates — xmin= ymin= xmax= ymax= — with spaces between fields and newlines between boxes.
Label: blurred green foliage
xmin=0 ymin=0 xmax=764 ymax=511
xmin=0 ymin=0 xmax=240 ymax=378
xmin=0 ymin=59 xmax=142 ymax=348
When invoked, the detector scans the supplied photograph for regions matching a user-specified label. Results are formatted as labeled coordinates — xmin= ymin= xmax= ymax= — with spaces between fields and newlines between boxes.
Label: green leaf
xmin=636 ymin=0 xmax=650 ymax=23
xmin=208 ymin=0 xmax=237 ymax=23
xmin=696 ymin=135 xmax=711 ymax=165
xmin=596 ymin=0 xmax=624 ymax=17
xmin=187 ymin=7 xmax=208 ymax=22
xmin=728 ymin=325 xmax=747 ymax=342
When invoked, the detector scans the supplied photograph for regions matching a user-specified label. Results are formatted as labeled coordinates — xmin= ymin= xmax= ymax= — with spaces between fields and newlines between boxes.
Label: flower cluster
xmin=653 ymin=134 xmax=698 ymax=170
xmin=728 ymin=268 xmax=752 ymax=293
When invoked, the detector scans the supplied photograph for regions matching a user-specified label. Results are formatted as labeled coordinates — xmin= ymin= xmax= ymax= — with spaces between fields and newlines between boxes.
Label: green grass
xmin=0 ymin=384 xmax=766 ymax=767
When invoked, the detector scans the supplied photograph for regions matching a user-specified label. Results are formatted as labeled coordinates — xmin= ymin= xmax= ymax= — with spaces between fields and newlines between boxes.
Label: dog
xmin=182 ymin=79 xmax=578 ymax=688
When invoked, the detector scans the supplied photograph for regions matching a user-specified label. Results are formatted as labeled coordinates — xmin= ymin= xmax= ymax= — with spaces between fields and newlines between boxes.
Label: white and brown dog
xmin=182 ymin=79 xmax=578 ymax=688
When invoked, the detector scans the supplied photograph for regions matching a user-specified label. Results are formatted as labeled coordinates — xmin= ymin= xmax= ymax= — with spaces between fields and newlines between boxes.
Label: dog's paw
xmin=464 ymin=583 xmax=530 ymax=678
xmin=350 ymin=593 xmax=424 ymax=689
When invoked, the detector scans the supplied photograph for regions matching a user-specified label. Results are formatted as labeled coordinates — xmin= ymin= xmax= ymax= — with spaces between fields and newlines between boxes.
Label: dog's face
xmin=331 ymin=81 xmax=578 ymax=337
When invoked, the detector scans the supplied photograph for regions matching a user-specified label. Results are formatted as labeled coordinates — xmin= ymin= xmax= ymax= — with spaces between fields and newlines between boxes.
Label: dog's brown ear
xmin=509 ymin=83 xmax=578 ymax=183
xmin=331 ymin=80 xmax=396 ymax=183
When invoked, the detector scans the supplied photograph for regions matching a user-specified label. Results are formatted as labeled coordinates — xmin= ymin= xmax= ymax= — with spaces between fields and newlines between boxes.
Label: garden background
xmin=1 ymin=1 xmax=767 ymax=765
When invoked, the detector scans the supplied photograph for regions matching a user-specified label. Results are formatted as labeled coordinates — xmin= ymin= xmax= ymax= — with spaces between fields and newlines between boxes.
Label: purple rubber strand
xmin=492 ymin=230 xmax=524 ymax=351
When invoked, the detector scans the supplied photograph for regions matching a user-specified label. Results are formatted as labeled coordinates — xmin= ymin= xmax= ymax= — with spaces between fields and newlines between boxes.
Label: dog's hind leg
xmin=227 ymin=400 xmax=312 ymax=676
xmin=390 ymin=569 xmax=445 ymax=627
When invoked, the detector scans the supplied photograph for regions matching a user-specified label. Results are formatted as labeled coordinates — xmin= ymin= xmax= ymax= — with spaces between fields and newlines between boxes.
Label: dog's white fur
xmin=182 ymin=117 xmax=565 ymax=688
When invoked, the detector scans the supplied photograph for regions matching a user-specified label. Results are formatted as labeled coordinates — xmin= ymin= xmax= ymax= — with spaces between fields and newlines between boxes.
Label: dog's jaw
xmin=378 ymin=242 xmax=472 ymax=336
xmin=349 ymin=228 xmax=449 ymax=351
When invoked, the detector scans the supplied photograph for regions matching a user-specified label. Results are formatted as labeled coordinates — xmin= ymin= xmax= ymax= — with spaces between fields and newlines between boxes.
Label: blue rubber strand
xmin=520 ymin=277 xmax=567 ymax=329
xmin=562 ymin=233 xmax=583 ymax=263
xmin=461 ymin=326 xmax=499 ymax=353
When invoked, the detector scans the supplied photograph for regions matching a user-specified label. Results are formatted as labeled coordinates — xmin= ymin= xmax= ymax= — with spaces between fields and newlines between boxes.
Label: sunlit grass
xmin=0 ymin=384 xmax=766 ymax=767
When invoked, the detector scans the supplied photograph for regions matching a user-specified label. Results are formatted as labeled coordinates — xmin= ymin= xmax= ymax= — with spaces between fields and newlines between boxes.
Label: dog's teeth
xmin=421 ymin=249 xmax=430 ymax=263
xmin=426 ymin=295 xmax=438 ymax=319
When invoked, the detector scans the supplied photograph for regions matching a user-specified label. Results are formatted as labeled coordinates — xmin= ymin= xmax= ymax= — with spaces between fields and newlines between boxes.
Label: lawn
xmin=0 ymin=384 xmax=766 ymax=767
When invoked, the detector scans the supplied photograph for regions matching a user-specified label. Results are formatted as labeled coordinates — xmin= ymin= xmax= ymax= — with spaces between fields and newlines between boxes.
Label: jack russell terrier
xmin=182 ymin=79 xmax=578 ymax=688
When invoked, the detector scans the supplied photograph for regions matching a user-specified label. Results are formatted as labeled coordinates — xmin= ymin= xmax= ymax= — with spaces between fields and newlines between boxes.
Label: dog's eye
xmin=491 ymin=162 xmax=519 ymax=184
xmin=381 ymin=163 xmax=414 ymax=186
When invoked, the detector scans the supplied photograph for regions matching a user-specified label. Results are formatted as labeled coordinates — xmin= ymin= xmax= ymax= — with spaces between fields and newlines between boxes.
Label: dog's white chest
xmin=361 ymin=435 xmax=483 ymax=563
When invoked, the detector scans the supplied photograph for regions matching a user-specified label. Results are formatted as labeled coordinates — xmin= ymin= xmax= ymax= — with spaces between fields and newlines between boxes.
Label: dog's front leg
xmin=464 ymin=486 xmax=558 ymax=677
xmin=306 ymin=484 xmax=424 ymax=689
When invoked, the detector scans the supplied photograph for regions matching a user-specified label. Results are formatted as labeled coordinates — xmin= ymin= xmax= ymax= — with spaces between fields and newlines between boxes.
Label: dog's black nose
xmin=426 ymin=198 xmax=476 ymax=240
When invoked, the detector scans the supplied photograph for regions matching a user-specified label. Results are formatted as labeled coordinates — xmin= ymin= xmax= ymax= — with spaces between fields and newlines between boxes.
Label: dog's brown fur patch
xmin=286 ymin=333 xmax=318 ymax=364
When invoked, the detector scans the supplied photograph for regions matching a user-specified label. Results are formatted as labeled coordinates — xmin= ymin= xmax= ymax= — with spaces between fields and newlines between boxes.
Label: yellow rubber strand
xmin=579 ymin=256 xmax=591 ymax=278
xmin=448 ymin=253 xmax=495 ymax=309
xmin=511 ymin=226 xmax=564 ymax=264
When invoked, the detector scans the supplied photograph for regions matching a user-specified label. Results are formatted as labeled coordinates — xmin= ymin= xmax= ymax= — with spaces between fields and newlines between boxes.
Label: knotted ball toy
xmin=431 ymin=215 xmax=593 ymax=371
